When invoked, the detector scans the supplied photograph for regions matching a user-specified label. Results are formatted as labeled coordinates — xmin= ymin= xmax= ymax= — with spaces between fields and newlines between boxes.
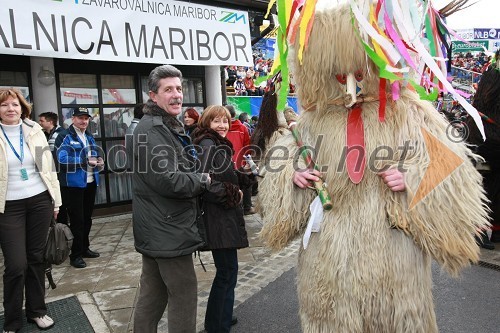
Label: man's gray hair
xmin=148 ymin=65 xmax=183 ymax=93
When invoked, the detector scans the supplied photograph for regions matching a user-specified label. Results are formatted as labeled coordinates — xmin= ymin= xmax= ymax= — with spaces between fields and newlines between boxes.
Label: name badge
xmin=20 ymin=168 xmax=28 ymax=181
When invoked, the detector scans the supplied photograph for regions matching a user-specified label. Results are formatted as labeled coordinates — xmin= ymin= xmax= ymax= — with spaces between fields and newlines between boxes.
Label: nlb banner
xmin=474 ymin=28 xmax=500 ymax=40
xmin=0 ymin=0 xmax=253 ymax=66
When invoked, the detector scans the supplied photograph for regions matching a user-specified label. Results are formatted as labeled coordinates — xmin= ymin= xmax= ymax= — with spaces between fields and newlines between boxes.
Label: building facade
xmin=0 ymin=0 xmax=267 ymax=214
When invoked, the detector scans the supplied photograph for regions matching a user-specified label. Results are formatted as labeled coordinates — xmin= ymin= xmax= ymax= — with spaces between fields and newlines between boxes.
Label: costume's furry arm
xmin=258 ymin=134 xmax=316 ymax=250
xmin=385 ymin=96 xmax=490 ymax=276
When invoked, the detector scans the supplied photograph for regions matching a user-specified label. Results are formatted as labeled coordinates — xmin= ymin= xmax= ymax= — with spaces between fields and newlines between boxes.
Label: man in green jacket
xmin=131 ymin=64 xmax=210 ymax=333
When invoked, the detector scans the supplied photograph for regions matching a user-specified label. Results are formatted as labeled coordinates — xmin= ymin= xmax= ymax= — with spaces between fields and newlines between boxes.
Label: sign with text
xmin=452 ymin=29 xmax=474 ymax=41
xmin=474 ymin=28 xmax=500 ymax=40
xmin=0 ymin=0 xmax=253 ymax=66
xmin=492 ymin=40 xmax=500 ymax=50
xmin=451 ymin=40 xmax=488 ymax=53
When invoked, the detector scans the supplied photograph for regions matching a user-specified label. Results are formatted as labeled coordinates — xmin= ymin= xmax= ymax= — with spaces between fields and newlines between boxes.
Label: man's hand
xmin=293 ymin=169 xmax=321 ymax=189
xmin=201 ymin=173 xmax=211 ymax=185
xmin=87 ymin=156 xmax=98 ymax=167
xmin=96 ymin=157 xmax=105 ymax=167
xmin=53 ymin=210 xmax=59 ymax=220
xmin=378 ymin=168 xmax=406 ymax=192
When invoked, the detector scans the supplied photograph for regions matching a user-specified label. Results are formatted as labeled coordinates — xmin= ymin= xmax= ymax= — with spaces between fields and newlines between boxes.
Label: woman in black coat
xmin=192 ymin=105 xmax=250 ymax=333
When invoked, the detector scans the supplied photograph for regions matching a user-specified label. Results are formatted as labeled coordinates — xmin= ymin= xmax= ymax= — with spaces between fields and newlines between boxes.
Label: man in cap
xmin=55 ymin=107 xmax=104 ymax=268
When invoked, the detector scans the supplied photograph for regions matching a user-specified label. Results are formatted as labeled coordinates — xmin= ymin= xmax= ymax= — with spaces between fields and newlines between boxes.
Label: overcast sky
xmin=433 ymin=0 xmax=499 ymax=30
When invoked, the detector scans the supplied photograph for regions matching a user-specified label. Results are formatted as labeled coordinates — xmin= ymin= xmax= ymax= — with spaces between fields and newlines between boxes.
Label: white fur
xmin=258 ymin=4 xmax=489 ymax=332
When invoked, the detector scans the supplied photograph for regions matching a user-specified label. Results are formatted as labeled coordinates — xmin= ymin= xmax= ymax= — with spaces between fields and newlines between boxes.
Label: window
xmin=58 ymin=70 xmax=205 ymax=208
xmin=102 ymin=75 xmax=137 ymax=104
xmin=59 ymin=73 xmax=99 ymax=104
xmin=0 ymin=71 xmax=30 ymax=101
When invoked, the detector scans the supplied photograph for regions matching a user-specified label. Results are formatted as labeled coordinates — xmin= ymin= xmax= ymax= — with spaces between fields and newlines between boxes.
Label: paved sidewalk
xmin=0 ymin=211 xmax=498 ymax=333
xmin=0 ymin=211 xmax=299 ymax=333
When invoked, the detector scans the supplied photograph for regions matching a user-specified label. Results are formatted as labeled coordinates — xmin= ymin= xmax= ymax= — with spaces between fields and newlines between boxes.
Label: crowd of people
xmin=451 ymin=51 xmax=492 ymax=84
xmin=0 ymin=63 xmax=267 ymax=332
xmin=452 ymin=51 xmax=491 ymax=74
xmin=224 ymin=52 xmax=297 ymax=96
xmin=1 ymin=50 xmax=498 ymax=333
xmin=129 ymin=64 xmax=262 ymax=333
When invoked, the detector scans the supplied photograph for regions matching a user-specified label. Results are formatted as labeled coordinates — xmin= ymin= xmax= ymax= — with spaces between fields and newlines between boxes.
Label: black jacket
xmin=131 ymin=100 xmax=208 ymax=258
xmin=193 ymin=128 xmax=249 ymax=250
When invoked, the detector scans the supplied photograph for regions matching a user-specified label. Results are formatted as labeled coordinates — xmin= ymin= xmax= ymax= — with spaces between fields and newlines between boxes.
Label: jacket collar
xmin=192 ymin=127 xmax=234 ymax=152
xmin=68 ymin=124 xmax=90 ymax=138
xmin=143 ymin=99 xmax=185 ymax=135
xmin=21 ymin=118 xmax=40 ymax=138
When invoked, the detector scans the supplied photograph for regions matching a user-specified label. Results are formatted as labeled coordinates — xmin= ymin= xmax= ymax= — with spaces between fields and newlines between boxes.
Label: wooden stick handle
xmin=285 ymin=115 xmax=333 ymax=211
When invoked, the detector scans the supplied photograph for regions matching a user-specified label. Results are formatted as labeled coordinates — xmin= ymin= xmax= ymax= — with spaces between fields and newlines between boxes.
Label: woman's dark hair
xmin=250 ymin=91 xmax=279 ymax=157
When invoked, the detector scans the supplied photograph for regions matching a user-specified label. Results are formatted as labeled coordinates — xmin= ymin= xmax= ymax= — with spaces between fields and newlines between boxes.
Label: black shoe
xmin=70 ymin=257 xmax=87 ymax=268
xmin=244 ymin=207 xmax=256 ymax=215
xmin=82 ymin=249 xmax=100 ymax=258
xmin=475 ymin=233 xmax=495 ymax=250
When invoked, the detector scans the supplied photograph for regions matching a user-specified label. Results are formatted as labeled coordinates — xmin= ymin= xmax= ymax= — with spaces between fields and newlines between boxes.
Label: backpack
xmin=44 ymin=218 xmax=73 ymax=265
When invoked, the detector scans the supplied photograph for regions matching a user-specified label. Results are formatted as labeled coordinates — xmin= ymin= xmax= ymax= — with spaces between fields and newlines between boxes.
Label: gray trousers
xmin=133 ymin=254 xmax=198 ymax=333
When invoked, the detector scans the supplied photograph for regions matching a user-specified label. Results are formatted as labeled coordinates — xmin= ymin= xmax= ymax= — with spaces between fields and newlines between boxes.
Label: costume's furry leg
xmin=297 ymin=230 xmax=439 ymax=333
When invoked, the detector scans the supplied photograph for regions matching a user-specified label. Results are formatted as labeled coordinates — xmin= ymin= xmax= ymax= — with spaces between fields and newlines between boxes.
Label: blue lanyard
xmin=0 ymin=124 xmax=24 ymax=164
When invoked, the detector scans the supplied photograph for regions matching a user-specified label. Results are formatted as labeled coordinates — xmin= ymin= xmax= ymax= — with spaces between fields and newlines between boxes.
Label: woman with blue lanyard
xmin=0 ymin=88 xmax=61 ymax=332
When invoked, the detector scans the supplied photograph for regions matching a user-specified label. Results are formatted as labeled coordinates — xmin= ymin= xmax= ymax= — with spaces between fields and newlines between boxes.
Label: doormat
xmin=0 ymin=295 xmax=94 ymax=332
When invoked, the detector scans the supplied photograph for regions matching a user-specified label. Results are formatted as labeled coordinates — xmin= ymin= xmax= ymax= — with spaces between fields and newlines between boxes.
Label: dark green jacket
xmin=131 ymin=100 xmax=208 ymax=258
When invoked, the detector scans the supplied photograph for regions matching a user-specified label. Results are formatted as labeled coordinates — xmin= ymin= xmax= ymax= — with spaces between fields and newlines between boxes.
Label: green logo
xmin=220 ymin=11 xmax=246 ymax=24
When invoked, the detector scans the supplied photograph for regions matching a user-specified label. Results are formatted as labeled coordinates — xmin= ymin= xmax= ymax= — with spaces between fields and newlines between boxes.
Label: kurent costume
xmin=258 ymin=2 xmax=490 ymax=332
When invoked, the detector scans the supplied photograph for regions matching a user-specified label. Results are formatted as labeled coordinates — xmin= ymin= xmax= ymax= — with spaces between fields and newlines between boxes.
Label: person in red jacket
xmin=225 ymin=105 xmax=255 ymax=215
xmin=243 ymin=71 xmax=258 ymax=96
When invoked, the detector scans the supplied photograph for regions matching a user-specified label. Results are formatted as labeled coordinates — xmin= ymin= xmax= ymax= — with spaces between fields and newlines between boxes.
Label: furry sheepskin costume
xmin=258 ymin=4 xmax=490 ymax=333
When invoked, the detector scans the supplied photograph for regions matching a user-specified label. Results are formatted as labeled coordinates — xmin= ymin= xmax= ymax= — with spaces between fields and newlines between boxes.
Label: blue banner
xmin=474 ymin=28 xmax=500 ymax=40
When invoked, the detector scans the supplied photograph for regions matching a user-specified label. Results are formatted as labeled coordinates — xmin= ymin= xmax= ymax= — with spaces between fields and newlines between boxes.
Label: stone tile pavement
xmin=0 ymin=212 xmax=300 ymax=333
xmin=0 ymin=211 xmax=498 ymax=333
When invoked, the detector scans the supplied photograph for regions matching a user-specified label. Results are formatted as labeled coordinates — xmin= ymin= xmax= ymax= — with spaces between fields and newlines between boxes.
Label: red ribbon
xmin=346 ymin=105 xmax=366 ymax=184
xmin=379 ymin=78 xmax=387 ymax=122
